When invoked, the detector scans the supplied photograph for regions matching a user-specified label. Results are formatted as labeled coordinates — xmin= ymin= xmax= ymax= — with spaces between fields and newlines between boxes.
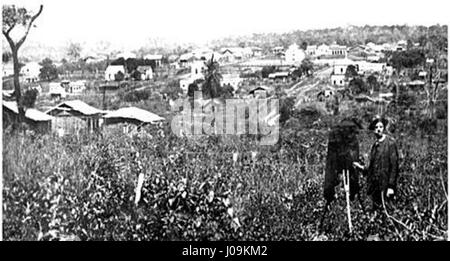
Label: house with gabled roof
xmin=3 ymin=100 xmax=54 ymax=133
xmin=45 ymin=100 xmax=106 ymax=135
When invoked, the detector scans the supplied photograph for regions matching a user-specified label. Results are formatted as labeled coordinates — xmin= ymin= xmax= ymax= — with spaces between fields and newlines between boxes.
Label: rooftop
xmin=3 ymin=101 xmax=54 ymax=122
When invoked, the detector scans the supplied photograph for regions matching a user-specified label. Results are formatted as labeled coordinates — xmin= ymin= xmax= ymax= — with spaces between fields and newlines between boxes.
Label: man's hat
xmin=368 ymin=116 xmax=389 ymax=131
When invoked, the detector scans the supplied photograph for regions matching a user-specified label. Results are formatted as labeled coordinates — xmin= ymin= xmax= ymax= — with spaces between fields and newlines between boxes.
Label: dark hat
xmin=339 ymin=117 xmax=363 ymax=129
xmin=368 ymin=116 xmax=388 ymax=131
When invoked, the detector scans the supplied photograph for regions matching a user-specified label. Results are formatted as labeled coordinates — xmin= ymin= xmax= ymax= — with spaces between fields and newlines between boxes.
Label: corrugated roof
xmin=46 ymin=100 xmax=105 ymax=116
xmin=104 ymin=107 xmax=164 ymax=123
xmin=3 ymin=101 xmax=54 ymax=122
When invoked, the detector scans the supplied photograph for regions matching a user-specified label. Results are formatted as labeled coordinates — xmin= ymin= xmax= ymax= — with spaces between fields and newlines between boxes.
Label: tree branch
xmin=2 ymin=30 xmax=16 ymax=51
xmin=3 ymin=22 xmax=16 ymax=35
xmin=16 ymin=5 xmax=43 ymax=49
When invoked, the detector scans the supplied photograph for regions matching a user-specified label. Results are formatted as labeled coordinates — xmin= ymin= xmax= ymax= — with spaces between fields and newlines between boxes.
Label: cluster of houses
xmin=104 ymin=53 xmax=163 ymax=81
xmin=329 ymin=58 xmax=394 ymax=86
xmin=2 ymin=98 xmax=165 ymax=135
xmin=49 ymin=80 xmax=87 ymax=98
xmin=173 ymin=39 xmax=415 ymax=93
xmin=176 ymin=43 xmax=308 ymax=93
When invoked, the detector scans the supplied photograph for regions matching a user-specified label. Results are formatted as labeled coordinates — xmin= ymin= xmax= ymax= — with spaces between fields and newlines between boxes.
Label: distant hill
xmin=208 ymin=24 xmax=448 ymax=51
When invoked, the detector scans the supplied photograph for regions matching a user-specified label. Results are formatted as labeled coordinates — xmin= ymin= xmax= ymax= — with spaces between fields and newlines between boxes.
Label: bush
xmin=115 ymin=71 xmax=125 ymax=82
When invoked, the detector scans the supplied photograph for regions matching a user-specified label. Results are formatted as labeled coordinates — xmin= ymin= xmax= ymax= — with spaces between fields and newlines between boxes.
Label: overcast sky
xmin=3 ymin=0 xmax=449 ymax=49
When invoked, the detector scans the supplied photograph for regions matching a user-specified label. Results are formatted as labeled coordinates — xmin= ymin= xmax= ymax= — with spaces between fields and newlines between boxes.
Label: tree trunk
xmin=12 ymin=47 xmax=25 ymax=129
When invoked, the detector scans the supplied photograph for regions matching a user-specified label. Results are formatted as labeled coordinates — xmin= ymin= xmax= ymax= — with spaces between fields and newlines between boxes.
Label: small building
xmin=395 ymin=40 xmax=408 ymax=51
xmin=333 ymin=58 xmax=358 ymax=75
xmin=316 ymin=44 xmax=331 ymax=56
xmin=220 ymin=49 xmax=237 ymax=63
xmin=220 ymin=47 xmax=252 ymax=63
xmin=329 ymin=44 xmax=347 ymax=56
xmin=285 ymin=43 xmax=305 ymax=65
xmin=306 ymin=45 xmax=317 ymax=56
xmin=68 ymin=80 xmax=86 ymax=93
xmin=331 ymin=58 xmax=358 ymax=86
xmin=105 ymin=65 xmax=126 ymax=81
xmin=3 ymin=100 xmax=53 ymax=133
xmin=49 ymin=80 xmax=84 ymax=98
xmin=221 ymin=74 xmax=242 ymax=90
xmin=330 ymin=74 xmax=346 ymax=86
xmin=144 ymin=54 xmax=163 ymax=67
xmin=179 ymin=74 xmax=193 ymax=93
xmin=348 ymin=45 xmax=368 ymax=58
xmin=45 ymin=100 xmax=106 ymax=135
xmin=272 ymin=46 xmax=284 ymax=55
xmin=250 ymin=46 xmax=263 ymax=57
xmin=103 ymin=107 xmax=164 ymax=126
xmin=20 ymin=62 xmax=41 ymax=83
xmin=268 ymin=71 xmax=290 ymax=81
xmin=248 ymin=85 xmax=273 ymax=97
xmin=356 ymin=61 xmax=386 ymax=74
xmin=49 ymin=81 xmax=69 ymax=99
xmin=137 ymin=65 xmax=153 ymax=80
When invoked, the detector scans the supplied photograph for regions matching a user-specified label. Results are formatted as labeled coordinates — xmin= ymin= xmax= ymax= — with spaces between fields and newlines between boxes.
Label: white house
xmin=144 ymin=54 xmax=163 ymax=67
xmin=221 ymin=74 xmax=242 ymax=90
xmin=316 ymin=44 xmax=331 ymax=56
xmin=137 ymin=65 xmax=153 ymax=80
xmin=105 ymin=65 xmax=126 ymax=81
xmin=329 ymin=44 xmax=347 ymax=56
xmin=69 ymin=80 xmax=86 ymax=93
xmin=272 ymin=46 xmax=284 ymax=55
xmin=356 ymin=61 xmax=386 ymax=74
xmin=220 ymin=47 xmax=252 ymax=63
xmin=285 ymin=43 xmax=306 ymax=65
xmin=306 ymin=45 xmax=317 ymax=56
xmin=330 ymin=58 xmax=357 ymax=86
xmin=250 ymin=46 xmax=263 ymax=57
xmin=395 ymin=40 xmax=408 ymax=51
xmin=49 ymin=81 xmax=68 ymax=99
xmin=179 ymin=60 xmax=207 ymax=93
xmin=20 ymin=62 xmax=41 ymax=83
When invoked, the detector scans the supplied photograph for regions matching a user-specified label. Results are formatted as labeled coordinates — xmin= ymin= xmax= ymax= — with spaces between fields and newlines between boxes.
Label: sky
xmin=2 ymin=0 xmax=450 ymax=50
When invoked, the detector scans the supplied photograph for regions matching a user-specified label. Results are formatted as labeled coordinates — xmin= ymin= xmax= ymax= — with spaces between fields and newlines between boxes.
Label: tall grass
xmin=2 ymin=107 xmax=448 ymax=240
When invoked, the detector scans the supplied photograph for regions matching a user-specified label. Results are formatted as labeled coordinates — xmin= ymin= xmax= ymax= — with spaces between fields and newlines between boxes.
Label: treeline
xmin=210 ymin=25 xmax=448 ymax=50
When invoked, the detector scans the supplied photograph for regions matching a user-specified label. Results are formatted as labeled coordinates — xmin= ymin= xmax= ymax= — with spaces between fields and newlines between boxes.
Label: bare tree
xmin=2 ymin=4 xmax=43 ymax=127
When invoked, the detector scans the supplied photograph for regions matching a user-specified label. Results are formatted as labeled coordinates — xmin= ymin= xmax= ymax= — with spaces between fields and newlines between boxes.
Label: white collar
xmin=377 ymin=134 xmax=386 ymax=143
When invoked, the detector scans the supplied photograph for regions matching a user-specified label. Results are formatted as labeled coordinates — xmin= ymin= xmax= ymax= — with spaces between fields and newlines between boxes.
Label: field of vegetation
xmin=3 ymin=94 xmax=447 ymax=240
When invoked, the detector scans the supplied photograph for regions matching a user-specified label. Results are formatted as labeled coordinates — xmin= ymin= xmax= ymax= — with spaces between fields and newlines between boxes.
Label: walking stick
xmin=342 ymin=169 xmax=353 ymax=233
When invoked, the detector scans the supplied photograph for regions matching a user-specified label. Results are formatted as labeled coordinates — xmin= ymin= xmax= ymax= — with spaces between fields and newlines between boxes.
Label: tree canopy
xmin=202 ymin=56 xmax=222 ymax=99
xmin=389 ymin=49 xmax=426 ymax=71
xmin=345 ymin=65 xmax=358 ymax=78
xmin=39 ymin=58 xmax=58 ymax=81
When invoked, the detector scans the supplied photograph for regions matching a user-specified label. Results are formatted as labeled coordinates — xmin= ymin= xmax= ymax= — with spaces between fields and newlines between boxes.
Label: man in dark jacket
xmin=353 ymin=116 xmax=399 ymax=209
